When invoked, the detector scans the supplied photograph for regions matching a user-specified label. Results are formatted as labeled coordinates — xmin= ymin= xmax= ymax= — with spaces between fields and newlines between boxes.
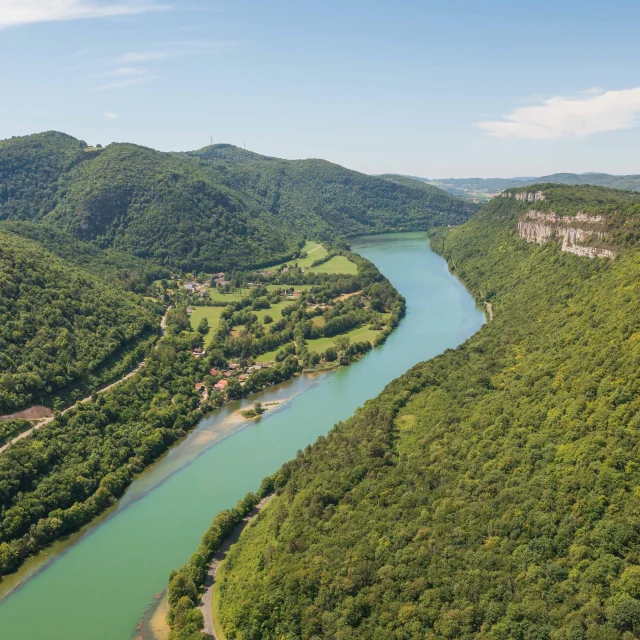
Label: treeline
xmin=0 ymin=231 xmax=159 ymax=414
xmin=197 ymin=185 xmax=640 ymax=639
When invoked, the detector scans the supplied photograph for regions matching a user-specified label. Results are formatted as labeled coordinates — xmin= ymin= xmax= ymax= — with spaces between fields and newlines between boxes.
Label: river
xmin=0 ymin=232 xmax=484 ymax=639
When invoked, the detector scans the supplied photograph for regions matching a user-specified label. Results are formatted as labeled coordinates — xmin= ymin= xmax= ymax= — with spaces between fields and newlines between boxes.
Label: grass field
xmin=188 ymin=306 xmax=225 ymax=340
xmin=308 ymin=255 xmax=358 ymax=275
xmin=270 ymin=241 xmax=328 ymax=271
xmin=208 ymin=288 xmax=252 ymax=303
xmin=256 ymin=346 xmax=284 ymax=362
xmin=253 ymin=301 xmax=295 ymax=324
xmin=306 ymin=325 xmax=382 ymax=353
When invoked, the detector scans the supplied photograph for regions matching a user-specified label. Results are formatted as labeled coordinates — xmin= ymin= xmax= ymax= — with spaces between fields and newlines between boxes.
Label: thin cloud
xmin=101 ymin=67 xmax=146 ymax=77
xmin=97 ymin=74 xmax=158 ymax=90
xmin=478 ymin=88 xmax=640 ymax=140
xmin=117 ymin=51 xmax=170 ymax=63
xmin=104 ymin=111 xmax=118 ymax=118
xmin=116 ymin=40 xmax=239 ymax=63
xmin=0 ymin=0 xmax=171 ymax=28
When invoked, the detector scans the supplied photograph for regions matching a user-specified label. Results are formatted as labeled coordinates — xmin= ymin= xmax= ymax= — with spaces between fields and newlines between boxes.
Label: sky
xmin=1 ymin=0 xmax=640 ymax=178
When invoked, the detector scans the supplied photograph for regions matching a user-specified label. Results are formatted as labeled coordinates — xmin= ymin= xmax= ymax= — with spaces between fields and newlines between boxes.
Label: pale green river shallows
xmin=0 ymin=233 xmax=485 ymax=639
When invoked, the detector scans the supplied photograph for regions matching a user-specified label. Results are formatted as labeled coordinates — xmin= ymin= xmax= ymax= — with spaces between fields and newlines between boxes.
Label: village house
xmin=194 ymin=382 xmax=205 ymax=392
xmin=238 ymin=374 xmax=249 ymax=381
xmin=209 ymin=368 xmax=220 ymax=376
xmin=184 ymin=282 xmax=197 ymax=293
xmin=223 ymin=370 xmax=234 ymax=378
xmin=228 ymin=363 xmax=239 ymax=370
xmin=214 ymin=379 xmax=228 ymax=391
xmin=192 ymin=347 xmax=204 ymax=357
xmin=186 ymin=307 xmax=194 ymax=314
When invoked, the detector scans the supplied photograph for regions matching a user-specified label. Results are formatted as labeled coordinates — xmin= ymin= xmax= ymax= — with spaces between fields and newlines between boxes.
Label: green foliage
xmin=166 ymin=487 xmax=274 ymax=639
xmin=0 ymin=220 xmax=169 ymax=290
xmin=0 ymin=131 xmax=89 ymax=220
xmin=0 ymin=332 xmax=212 ymax=576
xmin=210 ymin=185 xmax=640 ymax=639
xmin=0 ymin=132 xmax=476 ymax=272
xmin=0 ymin=420 xmax=31 ymax=447
xmin=0 ymin=231 xmax=157 ymax=413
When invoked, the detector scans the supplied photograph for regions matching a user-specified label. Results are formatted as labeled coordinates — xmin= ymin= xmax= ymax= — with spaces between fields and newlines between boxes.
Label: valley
xmin=0 ymin=233 xmax=483 ymax=639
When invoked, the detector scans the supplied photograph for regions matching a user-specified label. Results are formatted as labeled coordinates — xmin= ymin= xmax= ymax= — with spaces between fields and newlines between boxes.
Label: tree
xmin=197 ymin=317 xmax=209 ymax=335
xmin=263 ymin=315 xmax=273 ymax=325
xmin=226 ymin=378 xmax=243 ymax=400
xmin=324 ymin=347 xmax=337 ymax=362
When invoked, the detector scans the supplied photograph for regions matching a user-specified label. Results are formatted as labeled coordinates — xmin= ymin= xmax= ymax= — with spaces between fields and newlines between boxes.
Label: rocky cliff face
xmin=517 ymin=209 xmax=616 ymax=259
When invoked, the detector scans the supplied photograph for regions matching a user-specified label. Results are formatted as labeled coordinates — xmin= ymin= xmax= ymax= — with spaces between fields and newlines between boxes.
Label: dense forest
xmin=0 ymin=231 xmax=158 ymax=414
xmin=168 ymin=184 xmax=640 ymax=639
xmin=0 ymin=132 xmax=476 ymax=272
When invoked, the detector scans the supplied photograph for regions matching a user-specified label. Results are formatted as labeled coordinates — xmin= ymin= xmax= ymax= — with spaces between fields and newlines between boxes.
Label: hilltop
xmin=171 ymin=184 xmax=640 ymax=639
xmin=0 ymin=132 xmax=477 ymax=272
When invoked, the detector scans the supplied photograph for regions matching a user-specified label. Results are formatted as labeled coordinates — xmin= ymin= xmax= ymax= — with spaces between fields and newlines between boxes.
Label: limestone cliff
xmin=516 ymin=208 xmax=616 ymax=259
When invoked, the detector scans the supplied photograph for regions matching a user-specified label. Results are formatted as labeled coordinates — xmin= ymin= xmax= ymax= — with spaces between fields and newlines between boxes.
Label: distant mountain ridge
xmin=383 ymin=172 xmax=640 ymax=202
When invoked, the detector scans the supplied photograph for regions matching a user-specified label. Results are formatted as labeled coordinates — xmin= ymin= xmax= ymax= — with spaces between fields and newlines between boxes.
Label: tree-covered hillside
xmin=0 ymin=231 xmax=157 ymax=413
xmin=189 ymin=145 xmax=477 ymax=240
xmin=0 ymin=132 xmax=476 ymax=272
xmin=182 ymin=185 xmax=640 ymax=639
xmin=0 ymin=131 xmax=90 ymax=220
xmin=0 ymin=221 xmax=169 ymax=291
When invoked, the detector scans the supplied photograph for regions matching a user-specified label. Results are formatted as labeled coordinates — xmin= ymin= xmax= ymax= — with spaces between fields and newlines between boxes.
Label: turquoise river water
xmin=0 ymin=232 xmax=484 ymax=639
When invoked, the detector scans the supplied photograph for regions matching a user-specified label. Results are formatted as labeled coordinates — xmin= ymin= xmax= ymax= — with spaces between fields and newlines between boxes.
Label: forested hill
xmin=188 ymin=145 xmax=477 ymax=240
xmin=0 ymin=132 xmax=476 ymax=272
xmin=0 ymin=231 xmax=157 ymax=414
xmin=183 ymin=184 xmax=640 ymax=639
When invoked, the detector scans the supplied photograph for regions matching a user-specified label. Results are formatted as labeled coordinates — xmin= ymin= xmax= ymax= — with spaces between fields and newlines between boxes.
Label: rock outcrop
xmin=502 ymin=190 xmax=546 ymax=203
xmin=517 ymin=209 xmax=616 ymax=259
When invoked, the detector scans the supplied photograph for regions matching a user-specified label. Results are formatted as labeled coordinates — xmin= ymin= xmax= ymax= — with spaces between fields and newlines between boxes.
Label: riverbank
xmin=204 ymin=494 xmax=274 ymax=637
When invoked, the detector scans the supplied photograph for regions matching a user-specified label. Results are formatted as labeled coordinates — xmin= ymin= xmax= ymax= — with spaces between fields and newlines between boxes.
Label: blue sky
xmin=2 ymin=0 xmax=640 ymax=178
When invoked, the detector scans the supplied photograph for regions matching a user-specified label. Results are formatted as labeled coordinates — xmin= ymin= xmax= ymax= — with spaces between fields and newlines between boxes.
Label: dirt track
xmin=200 ymin=494 xmax=274 ymax=638
xmin=0 ymin=309 xmax=170 ymax=455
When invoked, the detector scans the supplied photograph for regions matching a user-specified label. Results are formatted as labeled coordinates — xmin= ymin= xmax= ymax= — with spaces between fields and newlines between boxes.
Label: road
xmin=200 ymin=494 xmax=274 ymax=638
xmin=0 ymin=308 xmax=170 ymax=455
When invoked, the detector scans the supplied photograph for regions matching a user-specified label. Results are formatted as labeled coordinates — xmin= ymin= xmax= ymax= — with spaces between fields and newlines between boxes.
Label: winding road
xmin=0 ymin=308 xmax=170 ymax=455
xmin=200 ymin=494 xmax=274 ymax=638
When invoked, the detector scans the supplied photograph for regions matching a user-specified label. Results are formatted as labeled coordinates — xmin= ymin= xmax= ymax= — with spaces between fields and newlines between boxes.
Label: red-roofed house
xmin=214 ymin=379 xmax=228 ymax=391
